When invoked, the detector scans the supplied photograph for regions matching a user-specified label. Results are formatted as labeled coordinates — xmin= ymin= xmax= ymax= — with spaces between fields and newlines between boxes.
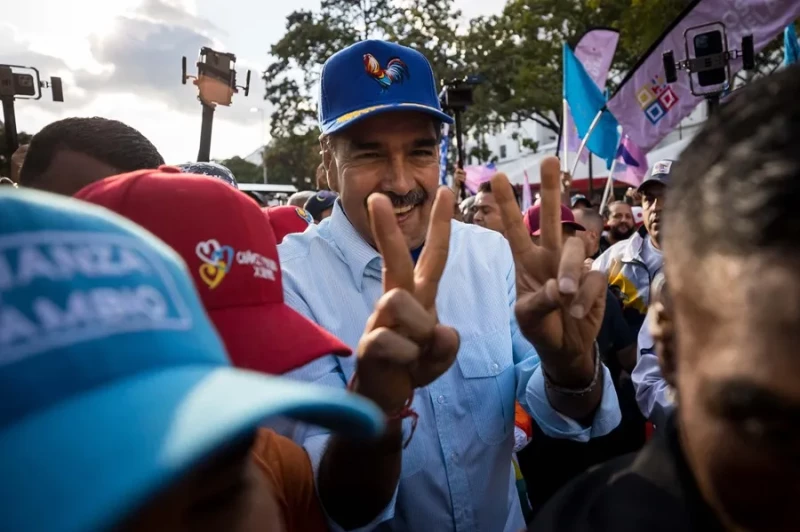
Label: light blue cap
xmin=0 ymin=188 xmax=384 ymax=532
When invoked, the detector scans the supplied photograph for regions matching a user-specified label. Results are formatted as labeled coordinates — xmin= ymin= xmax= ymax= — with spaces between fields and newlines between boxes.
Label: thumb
xmin=516 ymin=278 xmax=561 ymax=324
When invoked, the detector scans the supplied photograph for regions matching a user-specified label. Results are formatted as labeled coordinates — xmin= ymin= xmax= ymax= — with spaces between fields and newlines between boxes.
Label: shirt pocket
xmin=457 ymin=329 xmax=516 ymax=446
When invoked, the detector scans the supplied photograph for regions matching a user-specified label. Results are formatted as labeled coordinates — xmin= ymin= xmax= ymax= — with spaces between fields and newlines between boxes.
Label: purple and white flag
xmin=565 ymin=28 xmax=620 ymax=163
xmin=607 ymin=0 xmax=800 ymax=152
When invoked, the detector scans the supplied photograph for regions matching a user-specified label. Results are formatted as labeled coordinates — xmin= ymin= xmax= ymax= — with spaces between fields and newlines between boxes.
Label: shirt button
xmin=491 ymin=363 xmax=500 ymax=374
xmin=451 ymin=452 xmax=458 ymax=460
xmin=437 ymin=395 xmax=446 ymax=404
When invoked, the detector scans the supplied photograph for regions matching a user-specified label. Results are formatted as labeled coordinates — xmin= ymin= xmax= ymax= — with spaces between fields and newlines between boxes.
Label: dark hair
xmin=666 ymin=65 xmax=800 ymax=259
xmin=19 ymin=117 xmax=164 ymax=186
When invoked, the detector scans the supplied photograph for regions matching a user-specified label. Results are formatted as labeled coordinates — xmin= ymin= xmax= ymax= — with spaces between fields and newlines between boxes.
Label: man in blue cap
xmin=304 ymin=190 xmax=338 ymax=223
xmin=279 ymin=40 xmax=621 ymax=531
xmin=0 ymin=187 xmax=385 ymax=532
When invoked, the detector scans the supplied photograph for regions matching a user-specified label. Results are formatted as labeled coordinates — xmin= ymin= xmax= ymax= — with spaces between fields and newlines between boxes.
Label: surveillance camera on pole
xmin=182 ymin=47 xmax=251 ymax=162
xmin=0 ymin=64 xmax=63 ymax=157
xmin=662 ymin=23 xmax=755 ymax=115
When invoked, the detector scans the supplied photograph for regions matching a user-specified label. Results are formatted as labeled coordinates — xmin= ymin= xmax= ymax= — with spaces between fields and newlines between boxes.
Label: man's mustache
xmin=369 ymin=188 xmax=428 ymax=208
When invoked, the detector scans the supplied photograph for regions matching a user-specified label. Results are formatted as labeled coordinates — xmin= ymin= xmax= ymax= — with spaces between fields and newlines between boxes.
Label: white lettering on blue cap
xmin=0 ymin=231 xmax=193 ymax=365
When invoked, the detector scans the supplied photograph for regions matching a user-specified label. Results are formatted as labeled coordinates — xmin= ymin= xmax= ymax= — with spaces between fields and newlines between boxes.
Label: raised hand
xmin=491 ymin=157 xmax=607 ymax=388
xmin=353 ymin=187 xmax=461 ymax=413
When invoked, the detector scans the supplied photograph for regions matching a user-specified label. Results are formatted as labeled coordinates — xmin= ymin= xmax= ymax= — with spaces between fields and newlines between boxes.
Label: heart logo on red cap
xmin=196 ymin=239 xmax=222 ymax=265
xmin=199 ymin=262 xmax=227 ymax=289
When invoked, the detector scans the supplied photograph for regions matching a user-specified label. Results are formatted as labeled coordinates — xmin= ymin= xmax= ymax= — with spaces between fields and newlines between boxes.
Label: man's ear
xmin=320 ymin=137 xmax=340 ymax=193
xmin=651 ymin=278 xmax=677 ymax=389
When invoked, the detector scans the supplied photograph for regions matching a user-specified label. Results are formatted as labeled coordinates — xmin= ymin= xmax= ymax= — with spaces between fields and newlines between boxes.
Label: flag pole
xmin=570 ymin=107 xmax=605 ymax=177
xmin=599 ymin=135 xmax=624 ymax=213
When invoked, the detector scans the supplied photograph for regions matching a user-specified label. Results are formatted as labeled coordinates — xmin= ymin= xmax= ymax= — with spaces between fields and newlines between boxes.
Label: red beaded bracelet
xmin=347 ymin=374 xmax=419 ymax=449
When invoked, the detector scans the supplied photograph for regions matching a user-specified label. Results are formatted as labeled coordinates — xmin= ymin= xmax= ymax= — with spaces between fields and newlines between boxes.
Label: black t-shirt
xmin=530 ymin=415 xmax=725 ymax=532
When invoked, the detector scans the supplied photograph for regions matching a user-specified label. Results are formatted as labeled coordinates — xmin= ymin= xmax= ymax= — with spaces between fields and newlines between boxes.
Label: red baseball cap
xmin=263 ymin=205 xmax=314 ymax=244
xmin=74 ymin=166 xmax=351 ymax=374
xmin=523 ymin=204 xmax=586 ymax=236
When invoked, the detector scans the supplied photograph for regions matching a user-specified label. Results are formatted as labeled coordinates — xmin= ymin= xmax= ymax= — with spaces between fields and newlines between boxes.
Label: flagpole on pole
xmin=599 ymin=135 xmax=624 ymax=213
xmin=569 ymin=107 xmax=605 ymax=177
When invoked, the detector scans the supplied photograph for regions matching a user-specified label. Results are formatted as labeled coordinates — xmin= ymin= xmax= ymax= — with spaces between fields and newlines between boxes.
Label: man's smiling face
xmin=323 ymin=112 xmax=440 ymax=250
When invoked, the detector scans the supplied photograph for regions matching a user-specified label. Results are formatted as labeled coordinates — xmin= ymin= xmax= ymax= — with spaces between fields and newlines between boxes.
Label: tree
xmin=218 ymin=156 xmax=264 ymax=184
xmin=463 ymin=0 xmax=691 ymax=141
xmin=263 ymin=131 xmax=320 ymax=190
xmin=263 ymin=0 xmax=469 ymax=139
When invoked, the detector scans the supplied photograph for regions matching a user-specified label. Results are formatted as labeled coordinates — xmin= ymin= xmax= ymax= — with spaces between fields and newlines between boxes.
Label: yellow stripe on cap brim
xmin=322 ymin=102 xmax=453 ymax=134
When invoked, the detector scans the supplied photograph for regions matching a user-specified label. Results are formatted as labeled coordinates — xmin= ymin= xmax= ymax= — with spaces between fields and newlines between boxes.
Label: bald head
xmin=573 ymin=207 xmax=604 ymax=257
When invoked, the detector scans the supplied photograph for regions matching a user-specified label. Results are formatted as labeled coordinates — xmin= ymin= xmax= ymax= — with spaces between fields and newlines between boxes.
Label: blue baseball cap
xmin=638 ymin=159 xmax=674 ymax=192
xmin=318 ymin=40 xmax=454 ymax=134
xmin=304 ymin=190 xmax=338 ymax=220
xmin=0 ymin=188 xmax=384 ymax=532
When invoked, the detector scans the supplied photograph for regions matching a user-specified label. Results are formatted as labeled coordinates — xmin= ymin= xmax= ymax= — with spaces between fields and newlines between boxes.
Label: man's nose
xmin=383 ymin=156 xmax=415 ymax=195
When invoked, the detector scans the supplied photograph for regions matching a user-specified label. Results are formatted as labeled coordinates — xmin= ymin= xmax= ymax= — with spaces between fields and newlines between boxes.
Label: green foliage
xmin=217 ymin=156 xmax=264 ymax=184
xmin=263 ymin=0 xmax=468 ymax=139
xmin=263 ymin=131 xmax=320 ymax=190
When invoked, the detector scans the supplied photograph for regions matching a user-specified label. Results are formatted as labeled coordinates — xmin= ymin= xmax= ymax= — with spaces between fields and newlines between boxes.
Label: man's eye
xmin=412 ymin=149 xmax=435 ymax=156
xmin=357 ymin=152 xmax=381 ymax=159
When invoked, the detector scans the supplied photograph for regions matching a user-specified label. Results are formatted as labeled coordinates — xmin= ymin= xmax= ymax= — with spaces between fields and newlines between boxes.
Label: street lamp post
xmin=250 ymin=107 xmax=267 ymax=183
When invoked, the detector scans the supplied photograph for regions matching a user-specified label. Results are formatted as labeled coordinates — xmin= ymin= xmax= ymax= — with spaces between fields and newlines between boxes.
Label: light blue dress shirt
xmin=632 ymin=310 xmax=675 ymax=427
xmin=278 ymin=202 xmax=621 ymax=532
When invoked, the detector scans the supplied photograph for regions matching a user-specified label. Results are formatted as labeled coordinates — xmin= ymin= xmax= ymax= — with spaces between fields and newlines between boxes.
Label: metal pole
xmin=599 ymin=161 xmax=618 ymax=214
xmin=569 ymin=108 xmax=604 ymax=178
xmin=454 ymin=108 xmax=467 ymax=200
xmin=2 ymin=96 xmax=19 ymax=157
xmin=197 ymin=101 xmax=215 ymax=162
xmin=588 ymin=154 xmax=594 ymax=199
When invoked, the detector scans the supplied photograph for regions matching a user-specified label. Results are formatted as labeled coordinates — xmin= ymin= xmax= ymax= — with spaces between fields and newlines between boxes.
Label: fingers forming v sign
xmin=491 ymin=157 xmax=606 ymax=385
xmin=354 ymin=188 xmax=460 ymax=413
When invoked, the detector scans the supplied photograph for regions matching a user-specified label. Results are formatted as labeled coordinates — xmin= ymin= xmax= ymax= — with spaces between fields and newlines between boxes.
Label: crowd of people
xmin=2 ymin=37 xmax=800 ymax=532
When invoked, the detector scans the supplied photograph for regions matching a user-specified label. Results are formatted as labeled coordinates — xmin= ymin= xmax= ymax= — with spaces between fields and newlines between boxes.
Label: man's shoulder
xmin=278 ymin=223 xmax=334 ymax=265
xmin=451 ymin=220 xmax=508 ymax=250
xmin=532 ymin=451 xmax=690 ymax=532
xmin=594 ymin=239 xmax=631 ymax=271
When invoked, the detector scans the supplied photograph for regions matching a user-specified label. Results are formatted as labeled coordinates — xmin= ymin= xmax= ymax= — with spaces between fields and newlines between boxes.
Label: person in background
xmin=572 ymin=207 xmax=606 ymax=259
xmin=593 ymin=164 xmax=670 ymax=333
xmin=523 ymin=203 xmax=585 ymax=244
xmin=265 ymin=205 xmax=315 ymax=243
xmin=288 ymin=190 xmax=315 ymax=208
xmin=0 ymin=186 xmax=384 ymax=532
xmin=451 ymin=166 xmax=466 ymax=198
xmin=604 ymin=201 xmax=636 ymax=247
xmin=460 ymin=195 xmax=476 ymax=224
xmin=304 ymin=190 xmax=338 ymax=223
xmin=571 ymin=194 xmax=592 ymax=209
xmin=473 ymin=180 xmax=517 ymax=235
xmin=177 ymin=161 xmax=239 ymax=189
xmin=534 ymin=66 xmax=800 ymax=532
xmin=10 ymin=144 xmax=28 ymax=183
xmin=18 ymin=117 xmax=164 ymax=196
xmin=280 ymin=39 xmax=620 ymax=531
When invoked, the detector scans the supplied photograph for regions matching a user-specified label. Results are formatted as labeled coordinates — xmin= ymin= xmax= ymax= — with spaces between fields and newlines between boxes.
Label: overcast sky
xmin=2 ymin=0 xmax=502 ymax=163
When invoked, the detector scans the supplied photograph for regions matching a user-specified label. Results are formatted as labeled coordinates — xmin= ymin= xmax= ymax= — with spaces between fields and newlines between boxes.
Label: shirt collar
xmin=327 ymin=200 xmax=381 ymax=289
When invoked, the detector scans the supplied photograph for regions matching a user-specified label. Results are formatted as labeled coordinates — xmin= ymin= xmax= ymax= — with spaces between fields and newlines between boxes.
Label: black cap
xmin=304 ymin=191 xmax=338 ymax=221
xmin=571 ymin=194 xmax=591 ymax=208
xmin=638 ymin=159 xmax=674 ymax=192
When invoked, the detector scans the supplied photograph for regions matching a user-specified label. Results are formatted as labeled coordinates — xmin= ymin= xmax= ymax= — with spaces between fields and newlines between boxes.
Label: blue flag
xmin=563 ymin=43 xmax=620 ymax=169
xmin=439 ymin=122 xmax=451 ymax=186
xmin=785 ymin=24 xmax=800 ymax=66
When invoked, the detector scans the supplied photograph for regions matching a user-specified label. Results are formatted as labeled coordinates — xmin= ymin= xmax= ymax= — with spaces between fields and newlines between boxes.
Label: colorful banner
xmin=439 ymin=122 xmax=451 ymax=186
xmin=607 ymin=0 xmax=800 ymax=152
xmin=612 ymin=136 xmax=649 ymax=187
xmin=565 ymin=29 xmax=620 ymax=164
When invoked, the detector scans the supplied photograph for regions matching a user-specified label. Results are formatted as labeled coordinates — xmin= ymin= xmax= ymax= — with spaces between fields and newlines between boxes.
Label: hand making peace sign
xmin=491 ymin=157 xmax=607 ymax=388
xmin=352 ymin=187 xmax=461 ymax=414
